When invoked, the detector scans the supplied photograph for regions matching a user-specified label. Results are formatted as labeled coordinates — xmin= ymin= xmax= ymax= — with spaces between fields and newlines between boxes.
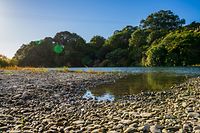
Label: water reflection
xmin=84 ymin=72 xmax=189 ymax=99
xmin=83 ymin=90 xmax=115 ymax=101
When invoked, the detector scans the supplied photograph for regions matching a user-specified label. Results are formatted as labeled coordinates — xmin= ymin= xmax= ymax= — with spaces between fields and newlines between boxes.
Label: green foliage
xmin=128 ymin=29 xmax=150 ymax=65
xmin=90 ymin=35 xmax=105 ymax=49
xmin=145 ymin=45 xmax=167 ymax=66
xmin=147 ymin=30 xmax=168 ymax=44
xmin=106 ymin=26 xmax=137 ymax=49
xmin=13 ymin=32 xmax=87 ymax=67
xmin=0 ymin=54 xmax=17 ymax=67
xmin=140 ymin=10 xmax=185 ymax=30
xmin=145 ymin=29 xmax=200 ymax=66
xmin=0 ymin=55 xmax=10 ymax=67
xmin=12 ymin=10 xmax=200 ymax=67
xmin=105 ymin=48 xmax=129 ymax=66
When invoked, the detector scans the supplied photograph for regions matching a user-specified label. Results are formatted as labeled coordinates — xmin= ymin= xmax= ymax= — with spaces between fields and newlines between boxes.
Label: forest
xmin=1 ymin=10 xmax=200 ymax=67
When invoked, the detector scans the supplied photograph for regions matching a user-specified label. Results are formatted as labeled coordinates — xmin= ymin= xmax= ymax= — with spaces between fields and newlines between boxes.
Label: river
xmin=69 ymin=67 xmax=200 ymax=101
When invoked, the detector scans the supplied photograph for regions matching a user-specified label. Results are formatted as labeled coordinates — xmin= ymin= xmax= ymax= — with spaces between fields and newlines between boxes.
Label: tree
xmin=145 ymin=29 xmax=200 ymax=66
xmin=53 ymin=31 xmax=86 ymax=66
xmin=129 ymin=29 xmax=149 ymax=65
xmin=185 ymin=21 xmax=200 ymax=30
xmin=146 ymin=30 xmax=168 ymax=44
xmin=106 ymin=26 xmax=137 ymax=49
xmin=140 ymin=10 xmax=185 ymax=30
xmin=0 ymin=54 xmax=11 ymax=67
xmin=13 ymin=31 xmax=87 ymax=67
xmin=90 ymin=35 xmax=105 ymax=49
xmin=105 ymin=48 xmax=129 ymax=66
xmin=145 ymin=45 xmax=167 ymax=66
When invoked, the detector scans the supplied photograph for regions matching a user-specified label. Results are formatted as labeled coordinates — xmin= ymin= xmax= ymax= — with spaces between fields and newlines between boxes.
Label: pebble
xmin=0 ymin=70 xmax=200 ymax=132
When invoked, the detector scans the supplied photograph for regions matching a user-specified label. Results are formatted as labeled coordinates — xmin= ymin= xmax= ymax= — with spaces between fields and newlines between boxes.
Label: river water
xmin=68 ymin=67 xmax=200 ymax=101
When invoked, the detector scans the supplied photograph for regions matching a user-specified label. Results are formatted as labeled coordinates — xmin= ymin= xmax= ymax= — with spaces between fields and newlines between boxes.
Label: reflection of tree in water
xmin=146 ymin=72 xmax=187 ymax=91
xmin=89 ymin=73 xmax=188 ymax=98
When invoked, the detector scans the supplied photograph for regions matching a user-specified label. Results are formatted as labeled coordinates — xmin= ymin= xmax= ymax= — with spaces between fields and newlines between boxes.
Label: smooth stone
xmin=107 ymin=131 xmax=118 ymax=133
xmin=140 ymin=113 xmax=153 ymax=118
xmin=185 ymin=107 xmax=194 ymax=113
xmin=22 ymin=130 xmax=34 ymax=133
xmin=164 ymin=114 xmax=175 ymax=119
xmin=188 ymin=112 xmax=199 ymax=118
xmin=166 ymin=126 xmax=180 ymax=132
xmin=128 ymin=112 xmax=140 ymax=117
xmin=194 ymin=126 xmax=200 ymax=130
xmin=183 ymin=123 xmax=193 ymax=132
xmin=13 ymin=94 xmax=21 ymax=99
xmin=0 ymin=126 xmax=9 ymax=131
xmin=129 ymin=123 xmax=138 ymax=128
xmin=182 ymin=102 xmax=187 ymax=108
xmin=21 ymin=91 xmax=32 ymax=100
xmin=119 ymin=120 xmax=132 ymax=125
xmin=72 ymin=120 xmax=85 ymax=125
xmin=150 ymin=125 xmax=162 ymax=133
xmin=91 ymin=129 xmax=101 ymax=133
xmin=64 ymin=126 xmax=73 ymax=131
xmin=9 ymin=130 xmax=21 ymax=133
xmin=42 ymin=119 xmax=52 ymax=124
xmin=138 ymin=124 xmax=150 ymax=132
xmin=113 ymin=124 xmax=124 ymax=129
xmin=43 ymin=130 xmax=57 ymax=133
xmin=124 ymin=127 xmax=137 ymax=133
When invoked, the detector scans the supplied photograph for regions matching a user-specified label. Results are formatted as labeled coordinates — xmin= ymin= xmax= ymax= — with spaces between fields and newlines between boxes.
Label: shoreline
xmin=0 ymin=70 xmax=200 ymax=132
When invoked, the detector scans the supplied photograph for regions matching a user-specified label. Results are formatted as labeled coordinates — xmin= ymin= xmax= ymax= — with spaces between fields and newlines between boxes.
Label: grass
xmin=0 ymin=66 xmax=109 ymax=74
xmin=192 ymin=64 xmax=200 ymax=66
xmin=0 ymin=66 xmax=48 ymax=73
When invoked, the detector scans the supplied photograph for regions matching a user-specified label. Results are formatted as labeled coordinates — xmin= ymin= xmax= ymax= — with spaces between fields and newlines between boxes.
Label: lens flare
xmin=53 ymin=44 xmax=64 ymax=54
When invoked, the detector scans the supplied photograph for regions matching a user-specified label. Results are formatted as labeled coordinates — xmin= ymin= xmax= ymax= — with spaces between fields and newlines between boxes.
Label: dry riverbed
xmin=0 ymin=70 xmax=200 ymax=133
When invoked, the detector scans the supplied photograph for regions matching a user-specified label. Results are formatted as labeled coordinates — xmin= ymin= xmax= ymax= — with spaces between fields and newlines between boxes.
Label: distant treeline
xmin=4 ymin=10 xmax=200 ymax=67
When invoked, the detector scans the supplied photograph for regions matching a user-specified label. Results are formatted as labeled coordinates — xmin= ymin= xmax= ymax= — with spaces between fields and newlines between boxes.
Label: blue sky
xmin=0 ymin=0 xmax=200 ymax=58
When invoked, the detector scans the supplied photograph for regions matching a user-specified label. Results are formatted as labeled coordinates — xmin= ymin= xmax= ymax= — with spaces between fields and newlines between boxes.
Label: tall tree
xmin=105 ymin=26 xmax=138 ymax=49
xmin=140 ymin=10 xmax=185 ymax=30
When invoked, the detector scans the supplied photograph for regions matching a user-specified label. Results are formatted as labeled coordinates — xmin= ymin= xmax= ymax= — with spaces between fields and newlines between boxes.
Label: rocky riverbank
xmin=0 ymin=70 xmax=200 ymax=133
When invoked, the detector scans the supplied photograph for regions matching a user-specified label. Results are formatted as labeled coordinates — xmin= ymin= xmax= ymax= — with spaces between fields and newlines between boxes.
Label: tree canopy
xmin=0 ymin=54 xmax=12 ymax=67
xmin=140 ymin=10 xmax=185 ymax=30
xmin=11 ymin=10 xmax=200 ymax=67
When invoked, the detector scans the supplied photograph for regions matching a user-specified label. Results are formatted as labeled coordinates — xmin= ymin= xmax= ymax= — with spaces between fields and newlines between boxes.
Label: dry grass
xmin=0 ymin=66 xmax=107 ymax=74
xmin=0 ymin=66 xmax=48 ymax=73
xmin=192 ymin=64 xmax=200 ymax=66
